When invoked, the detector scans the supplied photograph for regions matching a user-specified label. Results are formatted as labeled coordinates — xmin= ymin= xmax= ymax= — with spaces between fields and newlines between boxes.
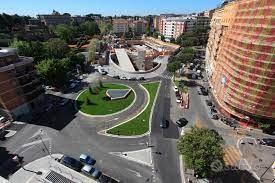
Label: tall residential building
xmin=0 ymin=48 xmax=44 ymax=119
xmin=131 ymin=20 xmax=148 ymax=35
xmin=153 ymin=16 xmax=160 ymax=31
xmin=112 ymin=19 xmax=129 ymax=35
xmin=206 ymin=0 xmax=274 ymax=123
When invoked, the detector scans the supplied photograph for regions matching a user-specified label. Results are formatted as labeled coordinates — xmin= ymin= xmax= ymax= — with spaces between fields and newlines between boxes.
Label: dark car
xmin=79 ymin=154 xmax=96 ymax=165
xmin=205 ymin=100 xmax=213 ymax=106
xmin=92 ymin=169 xmax=102 ymax=179
xmin=176 ymin=118 xmax=188 ymax=127
xmin=99 ymin=174 xmax=120 ymax=183
xmin=160 ymin=119 xmax=169 ymax=128
xmin=61 ymin=156 xmax=83 ymax=172
xmin=113 ymin=75 xmax=120 ymax=79
xmin=129 ymin=77 xmax=136 ymax=81
xmin=138 ymin=77 xmax=145 ymax=81
xmin=260 ymin=138 xmax=275 ymax=147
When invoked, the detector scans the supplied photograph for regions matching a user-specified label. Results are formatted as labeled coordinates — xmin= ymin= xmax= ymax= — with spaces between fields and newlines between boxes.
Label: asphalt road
xmin=150 ymin=73 xmax=182 ymax=183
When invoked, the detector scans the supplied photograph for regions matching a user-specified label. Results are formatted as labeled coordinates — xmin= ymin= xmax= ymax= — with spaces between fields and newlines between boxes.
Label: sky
xmin=0 ymin=0 xmax=222 ymax=17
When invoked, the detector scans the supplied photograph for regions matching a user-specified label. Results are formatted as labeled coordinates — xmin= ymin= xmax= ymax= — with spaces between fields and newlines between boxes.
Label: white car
xmin=174 ymin=86 xmax=179 ymax=92
xmin=121 ymin=76 xmax=127 ymax=80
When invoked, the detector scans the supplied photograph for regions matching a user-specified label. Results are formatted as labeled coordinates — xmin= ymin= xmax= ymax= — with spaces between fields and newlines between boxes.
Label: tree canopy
xmin=88 ymin=38 xmax=99 ymax=64
xmin=177 ymin=127 xmax=224 ymax=178
xmin=54 ymin=24 xmax=77 ymax=43
xmin=80 ymin=21 xmax=100 ymax=36
xmin=45 ymin=38 xmax=70 ymax=59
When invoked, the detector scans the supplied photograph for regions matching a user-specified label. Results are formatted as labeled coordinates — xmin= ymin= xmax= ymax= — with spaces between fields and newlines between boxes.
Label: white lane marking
xmin=126 ymin=168 xmax=142 ymax=177
xmin=18 ymin=145 xmax=36 ymax=155
xmin=21 ymin=138 xmax=50 ymax=148
xmin=106 ymin=118 xmax=119 ymax=122
xmin=28 ymin=129 xmax=43 ymax=139
xmin=12 ymin=121 xmax=26 ymax=125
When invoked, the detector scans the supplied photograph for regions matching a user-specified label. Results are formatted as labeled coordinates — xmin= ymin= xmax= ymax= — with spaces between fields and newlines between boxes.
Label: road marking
xmin=106 ymin=118 xmax=119 ymax=122
xmin=18 ymin=145 xmax=36 ymax=154
xmin=12 ymin=121 xmax=26 ymax=125
xmin=28 ymin=129 xmax=43 ymax=139
xmin=126 ymin=168 xmax=142 ymax=177
xmin=21 ymin=138 xmax=50 ymax=148
xmin=223 ymin=146 xmax=241 ymax=166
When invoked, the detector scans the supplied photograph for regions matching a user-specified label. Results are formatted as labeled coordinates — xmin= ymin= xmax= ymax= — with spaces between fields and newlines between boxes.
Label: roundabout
xmin=76 ymin=83 xmax=135 ymax=116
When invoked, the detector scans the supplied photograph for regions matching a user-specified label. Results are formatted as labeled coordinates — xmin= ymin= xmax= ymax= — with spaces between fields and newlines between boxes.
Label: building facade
xmin=206 ymin=0 xmax=275 ymax=123
xmin=38 ymin=14 xmax=71 ymax=26
xmin=112 ymin=19 xmax=129 ymax=35
xmin=131 ymin=20 xmax=148 ymax=35
xmin=0 ymin=48 xmax=44 ymax=119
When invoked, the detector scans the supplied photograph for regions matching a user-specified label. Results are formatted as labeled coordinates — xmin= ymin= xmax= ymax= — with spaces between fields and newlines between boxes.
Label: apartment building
xmin=112 ymin=19 xmax=129 ymax=35
xmin=206 ymin=0 xmax=275 ymax=123
xmin=131 ymin=20 xmax=148 ymax=35
xmin=38 ymin=14 xmax=71 ymax=26
xmin=0 ymin=48 xmax=44 ymax=119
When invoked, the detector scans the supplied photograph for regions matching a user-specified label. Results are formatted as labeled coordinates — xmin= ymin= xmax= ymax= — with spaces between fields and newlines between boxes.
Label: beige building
xmin=112 ymin=19 xmax=129 ymax=34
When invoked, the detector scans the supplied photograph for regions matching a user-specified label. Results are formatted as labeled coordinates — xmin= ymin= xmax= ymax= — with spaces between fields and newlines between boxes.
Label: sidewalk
xmin=9 ymin=154 xmax=97 ymax=183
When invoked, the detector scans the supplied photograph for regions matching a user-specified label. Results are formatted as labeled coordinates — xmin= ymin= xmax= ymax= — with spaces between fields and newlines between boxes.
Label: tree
xmin=98 ymin=21 xmax=112 ymax=35
xmin=35 ymin=58 xmax=69 ymax=87
xmin=80 ymin=21 xmax=100 ymax=36
xmin=160 ymin=34 xmax=165 ymax=41
xmin=10 ymin=39 xmax=32 ymax=56
xmin=88 ymin=38 xmax=99 ymax=64
xmin=45 ymin=38 xmax=70 ymax=59
xmin=98 ymin=80 xmax=103 ymax=88
xmin=177 ymin=127 xmax=224 ymax=178
xmin=54 ymin=24 xmax=76 ymax=43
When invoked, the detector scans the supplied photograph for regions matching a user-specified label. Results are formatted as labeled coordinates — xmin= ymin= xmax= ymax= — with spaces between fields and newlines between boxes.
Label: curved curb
xmin=99 ymin=80 xmax=162 ymax=138
xmin=74 ymin=83 xmax=137 ymax=118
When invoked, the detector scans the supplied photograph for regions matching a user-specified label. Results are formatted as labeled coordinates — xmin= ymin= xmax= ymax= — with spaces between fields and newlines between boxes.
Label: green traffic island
xmin=76 ymin=83 xmax=135 ymax=115
xmin=107 ymin=82 xmax=160 ymax=136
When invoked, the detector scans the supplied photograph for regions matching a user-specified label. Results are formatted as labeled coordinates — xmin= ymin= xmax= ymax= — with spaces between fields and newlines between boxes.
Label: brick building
xmin=0 ymin=48 xmax=44 ymax=119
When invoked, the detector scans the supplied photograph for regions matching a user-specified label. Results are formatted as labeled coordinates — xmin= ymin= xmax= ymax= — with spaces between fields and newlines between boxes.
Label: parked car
xmin=79 ymin=154 xmax=96 ymax=165
xmin=0 ymin=116 xmax=7 ymax=123
xmin=176 ymin=118 xmax=188 ymax=127
xmin=176 ymin=96 xmax=181 ymax=103
xmin=61 ymin=156 xmax=83 ymax=172
xmin=113 ymin=76 xmax=120 ymax=79
xmin=99 ymin=174 xmax=119 ymax=183
xmin=69 ymin=83 xmax=77 ymax=89
xmin=91 ymin=169 xmax=102 ymax=179
xmin=259 ymin=138 xmax=275 ymax=147
xmin=121 ymin=76 xmax=127 ymax=80
xmin=81 ymin=164 xmax=95 ymax=176
xmin=198 ymin=88 xmax=203 ymax=95
xmin=174 ymin=86 xmax=179 ymax=92
xmin=160 ymin=119 xmax=169 ymax=128
xmin=138 ymin=77 xmax=145 ymax=81
xmin=129 ymin=77 xmax=136 ymax=81
xmin=205 ymin=100 xmax=213 ymax=106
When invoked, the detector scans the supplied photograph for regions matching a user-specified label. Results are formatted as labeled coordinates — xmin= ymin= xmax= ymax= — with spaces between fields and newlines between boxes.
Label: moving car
xmin=79 ymin=154 xmax=96 ymax=165
xmin=176 ymin=118 xmax=188 ymax=127
xmin=160 ymin=119 xmax=169 ymax=128
xmin=61 ymin=156 xmax=83 ymax=172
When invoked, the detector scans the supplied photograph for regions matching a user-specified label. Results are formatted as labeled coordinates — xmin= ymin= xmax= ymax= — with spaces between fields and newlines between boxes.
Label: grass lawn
xmin=76 ymin=83 xmax=134 ymax=115
xmin=107 ymin=82 xmax=160 ymax=136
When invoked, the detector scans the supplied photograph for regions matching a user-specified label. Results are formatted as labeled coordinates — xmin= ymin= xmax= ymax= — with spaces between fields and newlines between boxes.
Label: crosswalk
xmin=223 ymin=146 xmax=241 ymax=166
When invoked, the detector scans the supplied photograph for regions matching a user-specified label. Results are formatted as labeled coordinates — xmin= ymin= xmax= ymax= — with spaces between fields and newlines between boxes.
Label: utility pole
xmin=39 ymin=129 xmax=52 ymax=158
xmin=260 ymin=160 xmax=274 ymax=181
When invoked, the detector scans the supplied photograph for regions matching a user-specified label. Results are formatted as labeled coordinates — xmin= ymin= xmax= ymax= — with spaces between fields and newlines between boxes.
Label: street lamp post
xmin=39 ymin=129 xmax=52 ymax=158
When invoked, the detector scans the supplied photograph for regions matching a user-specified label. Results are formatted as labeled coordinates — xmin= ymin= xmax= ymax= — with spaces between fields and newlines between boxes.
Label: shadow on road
xmin=19 ymin=94 xmax=78 ymax=131
xmin=0 ymin=147 xmax=22 ymax=178
xmin=215 ymin=166 xmax=260 ymax=183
